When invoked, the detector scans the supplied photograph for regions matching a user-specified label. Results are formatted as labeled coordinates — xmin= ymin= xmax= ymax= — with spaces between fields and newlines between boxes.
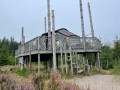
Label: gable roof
xmin=42 ymin=28 xmax=79 ymax=37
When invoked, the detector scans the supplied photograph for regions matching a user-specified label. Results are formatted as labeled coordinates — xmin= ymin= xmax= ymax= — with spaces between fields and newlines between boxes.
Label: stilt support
xmin=65 ymin=52 xmax=68 ymax=75
xmin=38 ymin=54 xmax=40 ymax=73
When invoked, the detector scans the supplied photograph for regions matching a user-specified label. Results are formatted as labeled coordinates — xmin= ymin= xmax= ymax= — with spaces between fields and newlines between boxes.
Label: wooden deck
xmin=15 ymin=36 xmax=101 ymax=58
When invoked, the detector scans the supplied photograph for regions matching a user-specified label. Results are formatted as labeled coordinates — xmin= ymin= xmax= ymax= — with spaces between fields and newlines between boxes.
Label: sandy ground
xmin=69 ymin=75 xmax=120 ymax=90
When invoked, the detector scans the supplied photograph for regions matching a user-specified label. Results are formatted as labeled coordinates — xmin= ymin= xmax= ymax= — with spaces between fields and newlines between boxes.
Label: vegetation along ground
xmin=0 ymin=36 xmax=120 ymax=90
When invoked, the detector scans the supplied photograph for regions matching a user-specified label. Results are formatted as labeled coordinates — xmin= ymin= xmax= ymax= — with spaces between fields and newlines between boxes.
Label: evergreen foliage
xmin=0 ymin=37 xmax=20 ymax=65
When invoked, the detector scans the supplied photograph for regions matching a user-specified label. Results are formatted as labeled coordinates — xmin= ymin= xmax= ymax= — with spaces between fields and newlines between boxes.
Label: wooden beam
xmin=88 ymin=2 xmax=94 ymax=37
xmin=47 ymin=0 xmax=52 ymax=50
xmin=15 ymin=57 xmax=16 ymax=66
xmin=97 ymin=52 xmax=100 ymax=72
xmin=87 ymin=59 xmax=90 ymax=74
xmin=79 ymin=0 xmax=85 ymax=49
xmin=76 ymin=52 xmax=78 ymax=75
xmin=83 ymin=53 xmax=87 ymax=72
xmin=83 ymin=56 xmax=85 ymax=72
xmin=95 ymin=53 xmax=99 ymax=71
xmin=29 ymin=46 xmax=32 ymax=73
xmin=56 ymin=55 xmax=58 ymax=68
xmin=60 ymin=42 xmax=63 ymax=73
xmin=52 ymin=10 xmax=57 ymax=71
xmin=78 ymin=54 xmax=80 ymax=69
xmin=69 ymin=41 xmax=73 ymax=74
xmin=38 ymin=54 xmax=40 ymax=73
xmin=65 ymin=52 xmax=68 ymax=75
xmin=44 ymin=17 xmax=47 ymax=33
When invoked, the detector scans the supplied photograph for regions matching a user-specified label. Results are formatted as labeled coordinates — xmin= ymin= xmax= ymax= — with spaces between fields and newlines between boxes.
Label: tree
xmin=0 ymin=37 xmax=20 ymax=66
xmin=0 ymin=43 xmax=9 ymax=65
xmin=100 ymin=44 xmax=113 ymax=69
xmin=112 ymin=36 xmax=120 ymax=62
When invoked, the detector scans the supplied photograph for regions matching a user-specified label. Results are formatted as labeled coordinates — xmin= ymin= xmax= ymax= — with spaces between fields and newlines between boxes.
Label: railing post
xmin=38 ymin=37 xmax=40 ymax=50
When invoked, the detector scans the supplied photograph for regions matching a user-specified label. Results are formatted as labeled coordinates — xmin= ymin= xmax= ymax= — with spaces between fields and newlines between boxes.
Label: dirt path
xmin=69 ymin=75 xmax=120 ymax=90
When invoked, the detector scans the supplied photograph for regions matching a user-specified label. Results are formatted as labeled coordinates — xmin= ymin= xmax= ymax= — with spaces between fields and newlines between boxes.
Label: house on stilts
xmin=15 ymin=0 xmax=101 ymax=74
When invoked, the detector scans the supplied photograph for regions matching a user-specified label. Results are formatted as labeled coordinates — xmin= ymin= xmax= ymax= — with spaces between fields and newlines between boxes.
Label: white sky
xmin=0 ymin=0 xmax=120 ymax=44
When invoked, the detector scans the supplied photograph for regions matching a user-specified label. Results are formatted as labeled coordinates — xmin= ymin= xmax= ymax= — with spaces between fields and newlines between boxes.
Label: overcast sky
xmin=0 ymin=0 xmax=120 ymax=44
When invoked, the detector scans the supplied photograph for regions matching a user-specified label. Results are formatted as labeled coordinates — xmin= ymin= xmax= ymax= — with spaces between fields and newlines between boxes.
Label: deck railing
xmin=15 ymin=36 xmax=101 ymax=56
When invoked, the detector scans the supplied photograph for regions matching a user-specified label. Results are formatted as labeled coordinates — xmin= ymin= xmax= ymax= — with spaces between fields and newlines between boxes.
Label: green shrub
xmin=112 ymin=62 xmax=120 ymax=75
xmin=33 ymin=72 xmax=45 ymax=90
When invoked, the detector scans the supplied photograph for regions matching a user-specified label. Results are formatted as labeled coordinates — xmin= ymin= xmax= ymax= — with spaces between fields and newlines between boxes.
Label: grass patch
xmin=11 ymin=68 xmax=30 ymax=77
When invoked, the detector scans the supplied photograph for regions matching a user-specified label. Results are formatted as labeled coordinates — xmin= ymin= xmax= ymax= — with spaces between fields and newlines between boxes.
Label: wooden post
xmin=38 ymin=54 xmax=40 ymax=73
xmin=83 ymin=53 xmax=87 ymax=72
xmin=25 ymin=57 xmax=27 ymax=66
xmin=78 ymin=54 xmax=80 ymax=70
xmin=26 ymin=56 xmax=29 ymax=68
xmin=21 ymin=27 xmax=25 ymax=45
xmin=91 ymin=62 xmax=92 ymax=69
xmin=83 ymin=56 xmax=85 ymax=72
xmin=95 ymin=53 xmax=99 ymax=71
xmin=52 ymin=10 xmax=57 ymax=71
xmin=70 ymin=41 xmax=73 ymax=74
xmin=44 ymin=17 xmax=47 ymax=33
xmin=98 ymin=52 xmax=100 ymax=72
xmin=47 ymin=0 xmax=52 ymax=50
xmin=38 ymin=37 xmax=40 ymax=50
xmin=60 ymin=42 xmax=63 ymax=73
xmin=87 ymin=59 xmax=90 ymax=74
xmin=88 ymin=2 xmax=94 ymax=37
xmin=65 ymin=52 xmax=68 ymax=75
xmin=21 ymin=57 xmax=24 ymax=70
xmin=56 ymin=55 xmax=58 ymax=68
xmin=101 ymin=61 xmax=102 ymax=69
xmin=107 ymin=59 xmax=108 ymax=69
xmin=15 ymin=57 xmax=16 ymax=66
xmin=29 ymin=46 xmax=32 ymax=72
xmin=76 ymin=52 xmax=78 ymax=75
xmin=79 ymin=0 xmax=85 ymax=49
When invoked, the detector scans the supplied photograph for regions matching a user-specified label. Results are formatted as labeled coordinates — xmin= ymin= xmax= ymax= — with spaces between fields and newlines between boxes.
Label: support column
xmin=97 ymin=52 xmax=100 ymax=72
xmin=15 ymin=57 xmax=16 ymax=66
xmin=88 ymin=2 xmax=94 ymax=37
xmin=47 ymin=0 xmax=52 ymax=50
xmin=56 ymin=55 xmax=58 ymax=68
xmin=95 ymin=53 xmax=99 ymax=71
xmin=78 ymin=54 xmax=80 ymax=70
xmin=20 ymin=57 xmax=24 ymax=70
xmin=52 ymin=10 xmax=57 ymax=71
xmin=26 ymin=56 xmax=29 ymax=69
xmin=38 ymin=54 xmax=40 ymax=73
xmin=47 ymin=60 xmax=50 ymax=72
xmin=83 ymin=53 xmax=87 ymax=72
xmin=70 ymin=44 xmax=73 ymax=75
xmin=87 ymin=59 xmax=90 ymax=74
xmin=25 ymin=57 xmax=27 ymax=67
xmin=83 ymin=56 xmax=85 ymax=72
xmin=29 ymin=47 xmax=32 ymax=72
xmin=60 ymin=44 xmax=63 ymax=74
xmin=44 ymin=17 xmax=47 ymax=33
xmin=79 ymin=0 xmax=86 ymax=49
xmin=65 ymin=52 xmax=68 ymax=75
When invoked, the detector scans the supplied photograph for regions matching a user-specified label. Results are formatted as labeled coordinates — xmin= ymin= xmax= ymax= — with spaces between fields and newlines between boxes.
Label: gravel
xmin=70 ymin=75 xmax=120 ymax=90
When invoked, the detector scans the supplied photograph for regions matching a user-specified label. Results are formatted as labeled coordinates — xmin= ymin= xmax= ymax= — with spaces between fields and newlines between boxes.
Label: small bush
xmin=0 ymin=73 xmax=35 ymax=90
xmin=62 ymin=82 xmax=79 ymax=90
xmin=48 ymin=71 xmax=62 ymax=90
xmin=0 ymin=74 xmax=16 ymax=90
xmin=33 ymin=72 xmax=45 ymax=90
xmin=112 ymin=61 xmax=120 ymax=75
xmin=48 ymin=70 xmax=80 ymax=90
